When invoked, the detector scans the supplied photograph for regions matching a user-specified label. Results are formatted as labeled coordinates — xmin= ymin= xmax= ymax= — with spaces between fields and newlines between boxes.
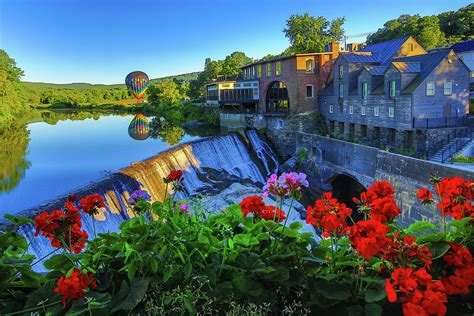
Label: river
xmin=0 ymin=110 xmax=217 ymax=215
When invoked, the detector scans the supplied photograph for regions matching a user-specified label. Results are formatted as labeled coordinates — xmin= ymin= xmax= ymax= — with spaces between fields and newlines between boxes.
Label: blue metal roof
xmin=391 ymin=62 xmax=421 ymax=73
xmin=364 ymin=65 xmax=388 ymax=75
xmin=361 ymin=36 xmax=410 ymax=64
xmin=340 ymin=52 xmax=379 ymax=63
xmin=451 ymin=40 xmax=474 ymax=54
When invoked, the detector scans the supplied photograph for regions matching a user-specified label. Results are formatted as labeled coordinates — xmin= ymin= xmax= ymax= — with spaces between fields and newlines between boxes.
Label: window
xmin=362 ymin=82 xmax=368 ymax=98
xmin=339 ymin=84 xmax=344 ymax=98
xmin=408 ymin=43 xmax=414 ymax=52
xmin=390 ymin=80 xmax=396 ymax=97
xmin=251 ymin=67 xmax=255 ymax=77
xmin=306 ymin=85 xmax=314 ymax=98
xmin=339 ymin=64 xmax=344 ymax=78
xmin=374 ymin=106 xmax=380 ymax=117
xmin=266 ymin=63 xmax=271 ymax=77
xmin=349 ymin=105 xmax=354 ymax=114
xmin=389 ymin=107 xmax=395 ymax=118
xmin=329 ymin=104 xmax=334 ymax=113
xmin=306 ymin=59 xmax=313 ymax=72
xmin=257 ymin=65 xmax=262 ymax=77
xmin=276 ymin=62 xmax=282 ymax=76
xmin=471 ymin=71 xmax=474 ymax=78
xmin=444 ymin=81 xmax=452 ymax=95
xmin=361 ymin=106 xmax=366 ymax=116
xmin=426 ymin=81 xmax=435 ymax=96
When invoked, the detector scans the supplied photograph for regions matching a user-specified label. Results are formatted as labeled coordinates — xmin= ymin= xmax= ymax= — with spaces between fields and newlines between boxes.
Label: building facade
xmin=205 ymin=43 xmax=341 ymax=114
xmin=319 ymin=36 xmax=471 ymax=152
xmin=451 ymin=40 xmax=474 ymax=98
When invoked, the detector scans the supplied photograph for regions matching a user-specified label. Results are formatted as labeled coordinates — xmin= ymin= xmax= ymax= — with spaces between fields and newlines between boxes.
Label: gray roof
xmin=340 ymin=52 xmax=379 ymax=63
xmin=393 ymin=50 xmax=450 ymax=83
xmin=451 ymin=40 xmax=474 ymax=54
xmin=361 ymin=36 xmax=410 ymax=64
xmin=391 ymin=62 xmax=421 ymax=73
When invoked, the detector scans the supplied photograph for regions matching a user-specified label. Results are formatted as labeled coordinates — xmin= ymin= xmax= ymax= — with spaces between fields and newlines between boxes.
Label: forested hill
xmin=22 ymin=71 xmax=201 ymax=90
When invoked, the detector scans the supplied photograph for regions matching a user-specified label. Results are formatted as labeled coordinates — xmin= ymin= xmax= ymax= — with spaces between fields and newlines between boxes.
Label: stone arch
xmin=327 ymin=173 xmax=366 ymax=222
xmin=264 ymin=80 xmax=291 ymax=113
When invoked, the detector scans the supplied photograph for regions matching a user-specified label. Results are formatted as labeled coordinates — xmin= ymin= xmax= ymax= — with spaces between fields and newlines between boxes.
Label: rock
xmin=198 ymin=182 xmax=320 ymax=239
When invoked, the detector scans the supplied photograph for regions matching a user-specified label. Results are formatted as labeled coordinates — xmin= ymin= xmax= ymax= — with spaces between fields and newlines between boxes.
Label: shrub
xmin=0 ymin=173 xmax=472 ymax=315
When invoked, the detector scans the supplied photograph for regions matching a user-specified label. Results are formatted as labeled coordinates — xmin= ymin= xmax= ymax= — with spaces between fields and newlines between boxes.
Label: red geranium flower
xmin=434 ymin=177 xmax=473 ymax=220
xmin=260 ymin=205 xmax=286 ymax=222
xmin=349 ymin=219 xmax=390 ymax=259
xmin=370 ymin=196 xmax=400 ymax=223
xmin=240 ymin=195 xmax=265 ymax=217
xmin=382 ymin=233 xmax=432 ymax=268
xmin=79 ymin=194 xmax=105 ymax=215
xmin=306 ymin=192 xmax=352 ymax=237
xmin=54 ymin=268 xmax=97 ymax=307
xmin=166 ymin=170 xmax=183 ymax=182
xmin=417 ymin=188 xmax=433 ymax=205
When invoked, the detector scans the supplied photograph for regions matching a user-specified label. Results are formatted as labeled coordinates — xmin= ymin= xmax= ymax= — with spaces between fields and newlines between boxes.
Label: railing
xmin=413 ymin=116 xmax=474 ymax=129
xmin=439 ymin=135 xmax=473 ymax=163
xmin=425 ymin=128 xmax=471 ymax=159
xmin=426 ymin=128 xmax=473 ymax=163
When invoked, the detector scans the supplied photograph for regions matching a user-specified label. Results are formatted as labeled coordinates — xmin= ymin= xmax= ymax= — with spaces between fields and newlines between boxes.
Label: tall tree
xmin=0 ymin=50 xmax=27 ymax=124
xmin=221 ymin=52 xmax=252 ymax=77
xmin=283 ymin=13 xmax=345 ymax=54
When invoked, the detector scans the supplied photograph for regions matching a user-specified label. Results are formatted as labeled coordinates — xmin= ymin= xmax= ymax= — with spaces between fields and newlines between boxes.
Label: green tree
xmin=222 ymin=52 xmax=252 ymax=77
xmin=439 ymin=4 xmax=474 ymax=44
xmin=0 ymin=50 xmax=27 ymax=126
xmin=283 ymin=13 xmax=345 ymax=54
xmin=148 ymin=80 xmax=185 ymax=107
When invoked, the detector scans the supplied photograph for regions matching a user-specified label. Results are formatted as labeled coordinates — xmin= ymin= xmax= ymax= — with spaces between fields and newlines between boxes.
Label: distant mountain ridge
xmin=22 ymin=72 xmax=201 ymax=90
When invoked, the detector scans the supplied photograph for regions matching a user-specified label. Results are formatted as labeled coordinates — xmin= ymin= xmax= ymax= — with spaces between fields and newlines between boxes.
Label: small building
xmin=319 ymin=36 xmax=471 ymax=153
xmin=205 ymin=77 xmax=260 ymax=112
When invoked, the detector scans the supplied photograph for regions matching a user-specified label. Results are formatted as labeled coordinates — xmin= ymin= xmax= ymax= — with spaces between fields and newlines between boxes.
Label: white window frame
xmin=443 ymin=81 xmax=452 ymax=95
xmin=339 ymin=64 xmax=344 ymax=78
xmin=389 ymin=107 xmax=395 ymax=118
xmin=373 ymin=106 xmax=380 ymax=117
xmin=349 ymin=105 xmax=354 ymax=115
xmin=426 ymin=81 xmax=435 ymax=96
xmin=361 ymin=106 xmax=366 ymax=116
xmin=306 ymin=59 xmax=313 ymax=72
xmin=339 ymin=84 xmax=344 ymax=98
xmin=306 ymin=84 xmax=314 ymax=98
xmin=329 ymin=104 xmax=334 ymax=114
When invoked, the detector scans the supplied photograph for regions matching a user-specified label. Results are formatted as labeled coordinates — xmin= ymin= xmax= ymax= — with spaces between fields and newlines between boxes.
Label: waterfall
xmin=5 ymin=132 xmax=279 ymax=271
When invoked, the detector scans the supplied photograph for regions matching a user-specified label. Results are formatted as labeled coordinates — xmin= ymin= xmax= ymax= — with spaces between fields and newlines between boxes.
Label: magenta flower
xmin=128 ymin=190 xmax=151 ymax=205
xmin=263 ymin=172 xmax=309 ymax=198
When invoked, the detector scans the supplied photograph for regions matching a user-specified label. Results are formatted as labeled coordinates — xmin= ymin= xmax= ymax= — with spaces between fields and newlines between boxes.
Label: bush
xmin=0 ymin=173 xmax=473 ymax=315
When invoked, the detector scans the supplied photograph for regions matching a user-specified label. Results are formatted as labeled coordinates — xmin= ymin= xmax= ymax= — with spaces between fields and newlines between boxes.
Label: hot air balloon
xmin=128 ymin=114 xmax=150 ymax=140
xmin=125 ymin=71 xmax=150 ymax=101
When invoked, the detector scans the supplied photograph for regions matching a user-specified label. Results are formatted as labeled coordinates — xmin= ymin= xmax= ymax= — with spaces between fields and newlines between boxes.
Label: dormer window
xmin=362 ymin=82 xmax=368 ymax=98
xmin=408 ymin=43 xmax=414 ymax=52
xmin=306 ymin=59 xmax=313 ymax=72
xmin=339 ymin=65 xmax=344 ymax=78
xmin=389 ymin=80 xmax=396 ymax=98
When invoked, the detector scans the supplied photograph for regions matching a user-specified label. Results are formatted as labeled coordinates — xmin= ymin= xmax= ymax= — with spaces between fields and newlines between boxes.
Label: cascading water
xmin=8 ymin=132 xmax=280 ymax=271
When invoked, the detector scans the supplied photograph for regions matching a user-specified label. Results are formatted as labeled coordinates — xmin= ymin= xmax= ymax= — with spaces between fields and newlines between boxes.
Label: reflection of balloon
xmin=125 ymin=71 xmax=150 ymax=101
xmin=128 ymin=114 xmax=150 ymax=140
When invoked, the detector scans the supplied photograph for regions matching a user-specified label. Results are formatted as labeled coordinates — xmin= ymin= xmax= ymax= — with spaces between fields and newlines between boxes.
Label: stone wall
xmin=296 ymin=132 xmax=474 ymax=226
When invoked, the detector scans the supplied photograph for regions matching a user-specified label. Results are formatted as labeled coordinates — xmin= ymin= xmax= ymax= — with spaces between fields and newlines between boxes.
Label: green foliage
xmin=283 ymin=13 xmax=345 ymax=54
xmin=367 ymin=4 xmax=473 ymax=49
xmin=451 ymin=155 xmax=474 ymax=163
xmin=0 ymin=124 xmax=30 ymax=192
xmin=147 ymin=79 xmax=187 ymax=107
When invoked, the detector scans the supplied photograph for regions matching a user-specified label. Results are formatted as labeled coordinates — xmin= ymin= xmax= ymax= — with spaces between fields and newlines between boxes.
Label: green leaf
xmin=416 ymin=232 xmax=447 ymax=244
xmin=302 ymin=256 xmax=329 ymax=264
xmin=289 ymin=221 xmax=303 ymax=231
xmin=150 ymin=258 xmax=158 ymax=273
xmin=346 ymin=305 xmax=363 ymax=316
xmin=227 ymin=238 xmax=234 ymax=250
xmin=163 ymin=267 xmax=173 ymax=282
xmin=407 ymin=221 xmax=436 ymax=234
xmin=43 ymin=254 xmax=73 ymax=271
xmin=365 ymin=303 xmax=383 ymax=316
xmin=364 ymin=282 xmax=387 ymax=303
xmin=184 ymin=262 xmax=193 ymax=279
xmin=183 ymin=296 xmax=196 ymax=314
xmin=233 ymin=233 xmax=259 ymax=247
xmin=3 ymin=214 xmax=34 ymax=226
xmin=111 ymin=278 xmax=150 ymax=312
xmin=231 ymin=273 xmax=262 ymax=297
xmin=315 ymin=280 xmax=352 ymax=300
xmin=127 ymin=261 xmax=137 ymax=280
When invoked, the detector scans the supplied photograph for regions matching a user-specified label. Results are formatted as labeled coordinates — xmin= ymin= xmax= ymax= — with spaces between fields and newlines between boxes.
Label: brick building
xmin=206 ymin=43 xmax=341 ymax=114
xmin=319 ymin=36 xmax=471 ymax=153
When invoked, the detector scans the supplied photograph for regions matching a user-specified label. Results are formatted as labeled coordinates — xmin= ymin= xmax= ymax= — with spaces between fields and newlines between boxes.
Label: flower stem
xmin=281 ymin=197 xmax=295 ymax=235
xmin=8 ymin=300 xmax=62 ymax=315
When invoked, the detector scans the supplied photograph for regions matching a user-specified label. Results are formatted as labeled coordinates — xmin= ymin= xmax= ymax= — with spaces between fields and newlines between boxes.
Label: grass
xmin=451 ymin=155 xmax=474 ymax=163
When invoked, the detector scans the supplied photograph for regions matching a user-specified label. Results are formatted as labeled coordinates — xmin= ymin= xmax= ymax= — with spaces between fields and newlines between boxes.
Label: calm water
xmin=0 ymin=111 xmax=209 ymax=215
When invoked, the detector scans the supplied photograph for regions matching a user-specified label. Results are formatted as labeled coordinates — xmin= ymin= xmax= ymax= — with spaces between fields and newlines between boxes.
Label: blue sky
xmin=0 ymin=0 xmax=470 ymax=84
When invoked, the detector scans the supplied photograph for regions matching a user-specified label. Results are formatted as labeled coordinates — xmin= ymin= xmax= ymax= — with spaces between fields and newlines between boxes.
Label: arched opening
xmin=329 ymin=174 xmax=366 ymax=222
xmin=266 ymin=81 xmax=289 ymax=113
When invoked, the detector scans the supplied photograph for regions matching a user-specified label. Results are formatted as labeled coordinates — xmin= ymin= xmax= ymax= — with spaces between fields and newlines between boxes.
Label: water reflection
xmin=149 ymin=117 xmax=185 ymax=146
xmin=0 ymin=125 xmax=31 ymax=192
xmin=128 ymin=114 xmax=150 ymax=141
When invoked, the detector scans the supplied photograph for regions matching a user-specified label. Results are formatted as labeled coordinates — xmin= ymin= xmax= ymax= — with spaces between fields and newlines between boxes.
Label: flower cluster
xmin=263 ymin=172 xmax=308 ymax=198
xmin=417 ymin=177 xmax=474 ymax=220
xmin=305 ymin=192 xmax=352 ymax=238
xmin=79 ymin=194 xmax=105 ymax=215
xmin=34 ymin=197 xmax=89 ymax=253
xmin=165 ymin=169 xmax=183 ymax=183
xmin=385 ymin=267 xmax=447 ymax=316
xmin=382 ymin=233 xmax=432 ymax=268
xmin=54 ymin=268 xmax=97 ymax=307
xmin=353 ymin=181 xmax=400 ymax=223
xmin=128 ymin=189 xmax=151 ymax=205
xmin=440 ymin=242 xmax=474 ymax=295
xmin=239 ymin=195 xmax=286 ymax=222
xmin=348 ymin=219 xmax=390 ymax=259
